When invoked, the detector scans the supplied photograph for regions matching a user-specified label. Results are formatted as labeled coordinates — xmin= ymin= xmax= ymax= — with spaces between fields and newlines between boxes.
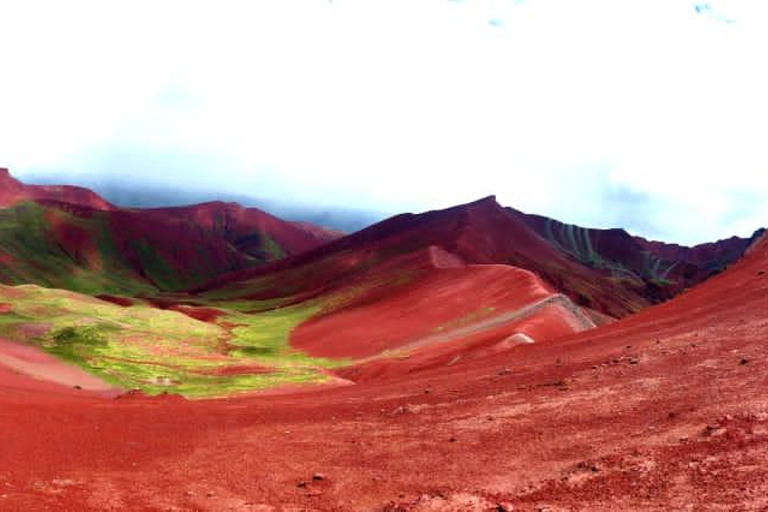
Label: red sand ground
xmin=0 ymin=231 xmax=765 ymax=510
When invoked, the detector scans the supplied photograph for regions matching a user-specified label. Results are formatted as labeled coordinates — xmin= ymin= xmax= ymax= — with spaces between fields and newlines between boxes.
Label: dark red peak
xmin=197 ymin=200 xmax=243 ymax=209
xmin=465 ymin=195 xmax=500 ymax=208
xmin=0 ymin=169 xmax=25 ymax=205
xmin=0 ymin=168 xmax=20 ymax=184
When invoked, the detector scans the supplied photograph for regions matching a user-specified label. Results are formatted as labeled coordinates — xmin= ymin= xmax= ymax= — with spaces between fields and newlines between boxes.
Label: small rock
xmin=73 ymin=385 xmax=82 ymax=390
xmin=740 ymin=358 xmax=749 ymax=365
xmin=758 ymin=270 xmax=765 ymax=276
xmin=498 ymin=368 xmax=512 ymax=376
xmin=312 ymin=473 xmax=325 ymax=481
xmin=297 ymin=481 xmax=308 ymax=488
xmin=449 ymin=437 xmax=457 ymax=443
xmin=703 ymin=425 xmax=728 ymax=437
xmin=496 ymin=502 xmax=515 ymax=511
xmin=206 ymin=492 xmax=215 ymax=498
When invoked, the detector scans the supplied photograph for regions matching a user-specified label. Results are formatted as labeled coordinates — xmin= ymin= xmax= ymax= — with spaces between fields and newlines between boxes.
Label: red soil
xmin=0 ymin=338 xmax=118 ymax=395
xmin=0 ymin=229 xmax=765 ymax=510
xmin=202 ymin=364 xmax=273 ymax=376
xmin=96 ymin=294 xmax=135 ymax=307
xmin=292 ymin=263 xmax=577 ymax=359
xmin=168 ymin=305 xmax=226 ymax=323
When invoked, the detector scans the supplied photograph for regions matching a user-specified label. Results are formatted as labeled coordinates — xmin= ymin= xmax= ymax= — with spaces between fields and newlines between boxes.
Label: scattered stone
xmin=629 ymin=357 xmax=640 ymax=365
xmin=703 ymin=425 xmax=728 ymax=437
xmin=449 ymin=437 xmax=457 ymax=443
xmin=312 ymin=473 xmax=325 ymax=481
xmin=740 ymin=358 xmax=749 ymax=365
xmin=205 ymin=492 xmax=215 ymax=499
xmin=72 ymin=385 xmax=82 ymax=390
xmin=758 ymin=270 xmax=765 ymax=276
xmin=297 ymin=481 xmax=308 ymax=488
xmin=498 ymin=368 xmax=512 ymax=376
xmin=496 ymin=502 xmax=515 ymax=511
xmin=390 ymin=404 xmax=419 ymax=416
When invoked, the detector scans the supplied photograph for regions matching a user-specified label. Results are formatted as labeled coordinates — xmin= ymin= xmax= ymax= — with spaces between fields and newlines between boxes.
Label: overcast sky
xmin=1 ymin=0 xmax=766 ymax=244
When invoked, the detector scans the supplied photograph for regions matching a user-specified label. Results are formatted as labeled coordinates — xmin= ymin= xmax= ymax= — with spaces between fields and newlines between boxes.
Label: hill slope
xmin=202 ymin=196 xmax=697 ymax=319
xmin=512 ymin=206 xmax=761 ymax=300
xmin=0 ymin=169 xmax=340 ymax=294
xmin=0 ymin=228 xmax=765 ymax=509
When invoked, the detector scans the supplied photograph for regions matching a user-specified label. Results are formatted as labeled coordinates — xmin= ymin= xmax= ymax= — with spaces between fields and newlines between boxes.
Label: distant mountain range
xmin=14 ymin=174 xmax=389 ymax=234
xmin=1 ymin=168 xmax=762 ymax=317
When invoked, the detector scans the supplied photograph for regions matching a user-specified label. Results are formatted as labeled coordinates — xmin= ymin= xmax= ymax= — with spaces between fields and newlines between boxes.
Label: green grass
xmin=0 ymin=284 xmax=350 ymax=398
xmin=0 ymin=202 xmax=156 ymax=295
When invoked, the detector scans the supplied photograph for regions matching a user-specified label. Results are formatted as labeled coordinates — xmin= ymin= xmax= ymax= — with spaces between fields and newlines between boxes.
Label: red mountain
xmin=510 ymin=207 xmax=760 ymax=301
xmin=202 ymin=196 xmax=687 ymax=319
xmin=1 ymin=211 xmax=766 ymax=509
xmin=0 ymin=169 xmax=341 ymax=293
xmin=0 ymin=167 xmax=114 ymax=210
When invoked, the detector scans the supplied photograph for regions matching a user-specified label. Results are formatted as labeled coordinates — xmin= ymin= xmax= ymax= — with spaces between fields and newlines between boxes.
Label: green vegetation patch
xmin=0 ymin=284 xmax=349 ymax=398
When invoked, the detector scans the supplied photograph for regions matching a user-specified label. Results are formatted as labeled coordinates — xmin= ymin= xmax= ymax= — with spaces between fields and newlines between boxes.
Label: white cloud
xmin=0 ymin=0 xmax=766 ymax=244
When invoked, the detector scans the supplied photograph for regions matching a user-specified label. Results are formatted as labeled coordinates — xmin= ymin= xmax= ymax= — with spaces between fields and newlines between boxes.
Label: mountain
xmin=1 ymin=209 xmax=766 ymax=510
xmin=0 ymin=168 xmax=113 ymax=210
xmin=509 ymin=207 xmax=760 ymax=301
xmin=0 ymin=169 xmax=340 ymax=294
xmin=204 ymin=195 xmax=758 ymax=322
xmin=14 ymin=173 xmax=388 ymax=233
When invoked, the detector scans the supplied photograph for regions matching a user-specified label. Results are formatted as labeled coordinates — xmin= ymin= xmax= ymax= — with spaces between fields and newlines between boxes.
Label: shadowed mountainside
xmin=509 ymin=206 xmax=761 ymax=302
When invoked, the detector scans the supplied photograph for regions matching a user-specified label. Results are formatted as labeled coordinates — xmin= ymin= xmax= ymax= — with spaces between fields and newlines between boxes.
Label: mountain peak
xmin=467 ymin=195 xmax=499 ymax=207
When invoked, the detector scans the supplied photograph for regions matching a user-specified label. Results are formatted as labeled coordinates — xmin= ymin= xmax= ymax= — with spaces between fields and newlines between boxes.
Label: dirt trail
xmin=391 ymin=293 xmax=596 ymax=355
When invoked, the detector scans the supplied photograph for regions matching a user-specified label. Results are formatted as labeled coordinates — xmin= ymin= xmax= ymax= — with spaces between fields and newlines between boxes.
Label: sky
xmin=0 ymin=0 xmax=766 ymax=244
